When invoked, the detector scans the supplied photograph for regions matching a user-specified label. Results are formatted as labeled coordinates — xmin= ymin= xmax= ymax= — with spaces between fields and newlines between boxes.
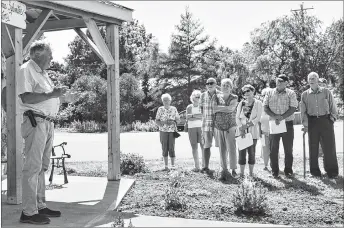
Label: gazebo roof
xmin=23 ymin=0 xmax=133 ymax=34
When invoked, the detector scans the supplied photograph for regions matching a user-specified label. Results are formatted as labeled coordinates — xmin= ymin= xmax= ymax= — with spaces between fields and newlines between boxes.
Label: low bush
xmin=163 ymin=171 xmax=187 ymax=211
xmin=232 ymin=177 xmax=268 ymax=215
xmin=70 ymin=120 xmax=107 ymax=133
xmin=121 ymin=119 xmax=158 ymax=133
xmin=120 ymin=153 xmax=148 ymax=175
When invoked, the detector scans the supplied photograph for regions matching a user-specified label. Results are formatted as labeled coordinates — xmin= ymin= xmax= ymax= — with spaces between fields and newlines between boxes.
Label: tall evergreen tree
xmin=161 ymin=6 xmax=215 ymax=110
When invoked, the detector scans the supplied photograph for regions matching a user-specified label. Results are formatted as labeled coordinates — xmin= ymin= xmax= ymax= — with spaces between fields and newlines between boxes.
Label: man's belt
xmin=24 ymin=111 xmax=56 ymax=122
xmin=307 ymin=114 xmax=328 ymax=119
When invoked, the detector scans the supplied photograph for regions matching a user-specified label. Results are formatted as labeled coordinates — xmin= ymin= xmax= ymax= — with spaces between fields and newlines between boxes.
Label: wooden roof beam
xmin=24 ymin=1 xmax=124 ymax=25
xmin=1 ymin=25 xmax=15 ymax=58
xmin=83 ymin=17 xmax=115 ymax=65
xmin=74 ymin=28 xmax=104 ymax=63
xmin=24 ymin=19 xmax=92 ymax=33
xmin=23 ymin=9 xmax=52 ymax=57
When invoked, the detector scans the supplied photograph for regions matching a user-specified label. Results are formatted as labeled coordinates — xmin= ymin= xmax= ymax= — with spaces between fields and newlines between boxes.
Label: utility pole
xmin=291 ymin=2 xmax=313 ymax=87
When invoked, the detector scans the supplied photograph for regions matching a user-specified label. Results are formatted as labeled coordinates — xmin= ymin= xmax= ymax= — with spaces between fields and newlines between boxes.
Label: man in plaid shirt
xmin=199 ymin=77 xmax=222 ymax=173
xmin=263 ymin=74 xmax=298 ymax=178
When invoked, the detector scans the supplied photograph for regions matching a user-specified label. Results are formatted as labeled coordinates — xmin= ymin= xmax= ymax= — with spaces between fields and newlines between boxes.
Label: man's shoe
xmin=20 ymin=212 xmax=50 ymax=224
xmin=38 ymin=208 xmax=61 ymax=217
xmin=218 ymin=170 xmax=230 ymax=181
xmin=201 ymin=167 xmax=209 ymax=173
xmin=311 ymin=172 xmax=322 ymax=178
xmin=327 ymin=173 xmax=338 ymax=179
xmin=272 ymin=172 xmax=279 ymax=178
xmin=232 ymin=170 xmax=237 ymax=177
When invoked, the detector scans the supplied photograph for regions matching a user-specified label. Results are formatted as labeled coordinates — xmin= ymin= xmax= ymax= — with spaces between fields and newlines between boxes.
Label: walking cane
xmin=302 ymin=128 xmax=307 ymax=178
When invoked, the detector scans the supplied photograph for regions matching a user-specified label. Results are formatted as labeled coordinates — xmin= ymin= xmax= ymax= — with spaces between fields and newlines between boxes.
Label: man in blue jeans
xmin=263 ymin=75 xmax=298 ymax=178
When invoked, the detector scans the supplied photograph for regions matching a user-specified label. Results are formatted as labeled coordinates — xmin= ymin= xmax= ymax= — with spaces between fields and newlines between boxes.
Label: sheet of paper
xmin=269 ymin=119 xmax=287 ymax=134
xmin=261 ymin=135 xmax=266 ymax=147
xmin=236 ymin=133 xmax=254 ymax=150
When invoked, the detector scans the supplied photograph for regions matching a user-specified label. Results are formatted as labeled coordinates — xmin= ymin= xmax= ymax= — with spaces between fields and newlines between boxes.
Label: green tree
xmin=120 ymin=73 xmax=144 ymax=124
xmin=161 ymin=6 xmax=215 ymax=110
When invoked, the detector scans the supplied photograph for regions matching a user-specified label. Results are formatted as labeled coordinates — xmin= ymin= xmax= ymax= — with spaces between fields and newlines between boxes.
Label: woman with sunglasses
xmin=186 ymin=90 xmax=204 ymax=172
xmin=235 ymin=84 xmax=263 ymax=177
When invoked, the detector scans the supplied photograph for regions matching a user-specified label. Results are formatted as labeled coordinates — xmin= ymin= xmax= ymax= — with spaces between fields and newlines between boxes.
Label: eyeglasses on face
xmin=243 ymin=90 xmax=251 ymax=94
xmin=206 ymin=82 xmax=215 ymax=85
xmin=194 ymin=96 xmax=200 ymax=99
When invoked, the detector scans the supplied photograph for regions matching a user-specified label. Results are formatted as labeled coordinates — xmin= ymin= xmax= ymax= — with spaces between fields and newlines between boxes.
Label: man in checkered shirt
xmin=263 ymin=74 xmax=298 ymax=178
xmin=199 ymin=77 xmax=222 ymax=174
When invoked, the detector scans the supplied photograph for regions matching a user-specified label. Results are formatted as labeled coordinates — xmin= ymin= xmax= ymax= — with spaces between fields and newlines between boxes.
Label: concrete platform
xmin=96 ymin=214 xmax=290 ymax=227
xmin=1 ymin=175 xmax=135 ymax=227
xmin=1 ymin=175 xmax=291 ymax=227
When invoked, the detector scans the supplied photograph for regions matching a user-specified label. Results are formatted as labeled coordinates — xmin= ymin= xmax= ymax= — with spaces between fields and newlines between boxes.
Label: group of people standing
xmin=156 ymin=73 xmax=339 ymax=180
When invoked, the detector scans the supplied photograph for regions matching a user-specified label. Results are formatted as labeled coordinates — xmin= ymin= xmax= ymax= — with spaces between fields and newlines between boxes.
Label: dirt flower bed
xmin=118 ymin=156 xmax=343 ymax=227
xmin=52 ymin=154 xmax=343 ymax=227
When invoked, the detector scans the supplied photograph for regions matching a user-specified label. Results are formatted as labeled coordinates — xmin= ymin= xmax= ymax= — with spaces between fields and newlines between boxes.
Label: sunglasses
xmin=243 ymin=90 xmax=251 ymax=94
xmin=206 ymin=82 xmax=215 ymax=85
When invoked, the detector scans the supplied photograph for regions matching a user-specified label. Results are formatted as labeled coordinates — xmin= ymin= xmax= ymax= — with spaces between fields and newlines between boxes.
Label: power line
xmin=291 ymin=2 xmax=314 ymax=79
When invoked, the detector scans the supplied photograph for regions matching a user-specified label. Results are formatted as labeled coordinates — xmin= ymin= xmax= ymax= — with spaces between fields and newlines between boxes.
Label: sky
xmin=43 ymin=1 xmax=343 ymax=64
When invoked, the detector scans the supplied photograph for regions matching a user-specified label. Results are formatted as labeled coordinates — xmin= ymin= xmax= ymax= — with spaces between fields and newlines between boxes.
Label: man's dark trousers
xmin=308 ymin=115 xmax=338 ymax=176
xmin=269 ymin=121 xmax=294 ymax=174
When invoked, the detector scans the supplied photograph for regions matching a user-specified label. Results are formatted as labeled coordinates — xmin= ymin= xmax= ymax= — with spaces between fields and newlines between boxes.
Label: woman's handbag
xmin=184 ymin=121 xmax=188 ymax=132
xmin=173 ymin=131 xmax=181 ymax=138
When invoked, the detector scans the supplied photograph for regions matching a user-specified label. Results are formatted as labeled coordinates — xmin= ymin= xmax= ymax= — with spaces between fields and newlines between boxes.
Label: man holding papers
xmin=263 ymin=75 xmax=298 ymax=178
xmin=300 ymin=72 xmax=338 ymax=179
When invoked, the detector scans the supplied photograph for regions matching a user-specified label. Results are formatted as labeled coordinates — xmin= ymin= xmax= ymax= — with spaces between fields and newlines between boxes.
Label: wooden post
xmin=106 ymin=24 xmax=120 ymax=180
xmin=6 ymin=27 xmax=23 ymax=204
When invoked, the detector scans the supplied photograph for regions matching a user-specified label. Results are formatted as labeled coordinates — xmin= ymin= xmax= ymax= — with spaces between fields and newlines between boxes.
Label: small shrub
xmin=120 ymin=153 xmax=148 ymax=175
xmin=232 ymin=177 xmax=268 ymax=215
xmin=70 ymin=120 xmax=107 ymax=133
xmin=121 ymin=119 xmax=158 ymax=133
xmin=163 ymin=170 xmax=187 ymax=211
xmin=112 ymin=213 xmax=125 ymax=227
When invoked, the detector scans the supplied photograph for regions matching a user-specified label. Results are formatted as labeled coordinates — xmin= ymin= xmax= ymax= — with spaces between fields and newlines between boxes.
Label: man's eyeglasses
xmin=243 ymin=90 xmax=251 ymax=94
xmin=206 ymin=82 xmax=215 ymax=86
xmin=194 ymin=96 xmax=200 ymax=99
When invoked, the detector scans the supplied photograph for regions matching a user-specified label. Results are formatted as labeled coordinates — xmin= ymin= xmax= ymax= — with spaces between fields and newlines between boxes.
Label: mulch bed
xmin=118 ymin=156 xmax=344 ymax=227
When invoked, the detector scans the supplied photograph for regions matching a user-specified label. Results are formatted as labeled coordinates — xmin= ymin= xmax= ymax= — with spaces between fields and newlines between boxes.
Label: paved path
xmin=55 ymin=121 xmax=343 ymax=162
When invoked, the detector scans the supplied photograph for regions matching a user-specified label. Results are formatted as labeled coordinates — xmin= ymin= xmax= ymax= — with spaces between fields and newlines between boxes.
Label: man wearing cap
xmin=199 ymin=77 xmax=221 ymax=174
xmin=263 ymin=74 xmax=298 ymax=178
xmin=300 ymin=72 xmax=338 ymax=178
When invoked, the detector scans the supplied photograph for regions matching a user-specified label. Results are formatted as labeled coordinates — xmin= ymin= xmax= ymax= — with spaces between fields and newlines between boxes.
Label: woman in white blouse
xmin=185 ymin=90 xmax=204 ymax=172
xmin=155 ymin=93 xmax=180 ymax=171
xmin=236 ymin=84 xmax=263 ymax=177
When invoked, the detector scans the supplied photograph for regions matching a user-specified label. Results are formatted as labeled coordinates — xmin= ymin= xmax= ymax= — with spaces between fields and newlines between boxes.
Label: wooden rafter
xmin=74 ymin=28 xmax=104 ymax=62
xmin=24 ymin=1 xmax=124 ymax=25
xmin=1 ymin=25 xmax=15 ymax=58
xmin=83 ymin=17 xmax=115 ymax=65
xmin=23 ymin=9 xmax=53 ymax=56
xmin=24 ymin=19 xmax=90 ymax=33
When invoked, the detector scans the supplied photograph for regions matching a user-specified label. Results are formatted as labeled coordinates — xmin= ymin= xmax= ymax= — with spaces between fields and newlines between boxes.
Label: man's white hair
xmin=307 ymin=72 xmax=319 ymax=80
xmin=161 ymin=93 xmax=172 ymax=102
xmin=190 ymin=90 xmax=201 ymax=103
xmin=29 ymin=40 xmax=51 ymax=59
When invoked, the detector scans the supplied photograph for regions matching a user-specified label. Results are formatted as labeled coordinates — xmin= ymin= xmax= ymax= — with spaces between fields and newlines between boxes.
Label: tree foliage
xmin=160 ymin=6 xmax=216 ymax=110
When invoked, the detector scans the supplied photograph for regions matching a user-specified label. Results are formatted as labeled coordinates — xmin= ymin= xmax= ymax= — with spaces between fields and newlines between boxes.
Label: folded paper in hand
xmin=269 ymin=119 xmax=287 ymax=134
xmin=261 ymin=135 xmax=266 ymax=147
xmin=235 ymin=133 xmax=253 ymax=150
